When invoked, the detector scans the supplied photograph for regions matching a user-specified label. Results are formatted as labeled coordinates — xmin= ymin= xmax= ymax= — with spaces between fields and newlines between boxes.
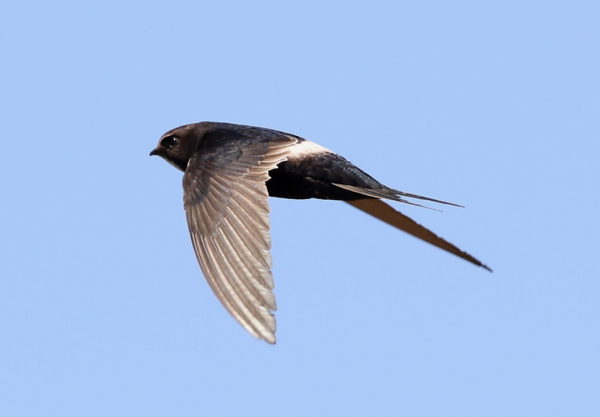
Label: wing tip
xmin=260 ymin=332 xmax=277 ymax=344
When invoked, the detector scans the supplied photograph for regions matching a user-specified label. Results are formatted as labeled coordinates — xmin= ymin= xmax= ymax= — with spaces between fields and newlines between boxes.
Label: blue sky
xmin=1 ymin=1 xmax=599 ymax=416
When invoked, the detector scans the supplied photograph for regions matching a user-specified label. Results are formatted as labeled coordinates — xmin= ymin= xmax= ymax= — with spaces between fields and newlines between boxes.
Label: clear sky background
xmin=1 ymin=1 xmax=598 ymax=416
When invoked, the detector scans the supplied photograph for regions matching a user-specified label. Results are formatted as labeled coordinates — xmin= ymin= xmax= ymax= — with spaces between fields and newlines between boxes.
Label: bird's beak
xmin=149 ymin=148 xmax=159 ymax=156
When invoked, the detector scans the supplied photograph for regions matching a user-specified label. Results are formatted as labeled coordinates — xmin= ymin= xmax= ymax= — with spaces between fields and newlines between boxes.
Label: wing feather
xmin=183 ymin=135 xmax=298 ymax=343
xmin=347 ymin=199 xmax=492 ymax=272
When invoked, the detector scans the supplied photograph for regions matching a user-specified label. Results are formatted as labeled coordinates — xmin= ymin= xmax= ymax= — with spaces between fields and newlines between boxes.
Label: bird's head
xmin=149 ymin=123 xmax=207 ymax=171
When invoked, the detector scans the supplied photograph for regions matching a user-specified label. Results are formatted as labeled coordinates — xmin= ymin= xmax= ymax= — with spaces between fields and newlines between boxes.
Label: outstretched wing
xmin=347 ymin=199 xmax=492 ymax=272
xmin=183 ymin=135 xmax=298 ymax=343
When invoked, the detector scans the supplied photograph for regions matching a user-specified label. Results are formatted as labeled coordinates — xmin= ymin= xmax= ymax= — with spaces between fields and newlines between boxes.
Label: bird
xmin=150 ymin=121 xmax=491 ymax=344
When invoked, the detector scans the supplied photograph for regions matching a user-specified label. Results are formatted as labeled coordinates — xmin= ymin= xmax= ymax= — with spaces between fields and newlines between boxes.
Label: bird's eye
xmin=160 ymin=135 xmax=179 ymax=148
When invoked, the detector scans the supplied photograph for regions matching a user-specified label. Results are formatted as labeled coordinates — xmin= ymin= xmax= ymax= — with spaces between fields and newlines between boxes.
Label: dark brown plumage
xmin=150 ymin=121 xmax=491 ymax=343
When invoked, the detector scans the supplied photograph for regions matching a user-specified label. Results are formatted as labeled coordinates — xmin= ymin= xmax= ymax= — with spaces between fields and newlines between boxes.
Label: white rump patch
xmin=287 ymin=140 xmax=331 ymax=159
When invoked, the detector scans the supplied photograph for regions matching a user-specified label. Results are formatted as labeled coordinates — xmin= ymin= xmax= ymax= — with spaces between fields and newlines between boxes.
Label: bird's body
xmin=150 ymin=121 xmax=490 ymax=343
